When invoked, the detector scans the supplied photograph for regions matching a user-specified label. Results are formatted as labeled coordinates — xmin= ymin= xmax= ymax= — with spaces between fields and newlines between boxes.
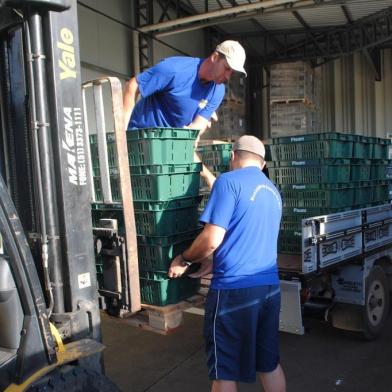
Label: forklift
xmin=0 ymin=0 xmax=119 ymax=390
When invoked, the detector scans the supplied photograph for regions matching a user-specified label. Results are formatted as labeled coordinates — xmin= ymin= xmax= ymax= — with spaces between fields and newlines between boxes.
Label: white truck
xmin=279 ymin=202 xmax=392 ymax=339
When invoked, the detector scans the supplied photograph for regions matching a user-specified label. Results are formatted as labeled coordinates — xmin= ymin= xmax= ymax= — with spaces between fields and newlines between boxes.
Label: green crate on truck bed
xmin=139 ymin=270 xmax=200 ymax=306
xmin=278 ymin=230 xmax=302 ymax=254
xmin=131 ymin=162 xmax=201 ymax=201
xmin=354 ymin=181 xmax=374 ymax=205
xmin=134 ymin=197 xmax=201 ymax=236
xmin=370 ymin=160 xmax=390 ymax=181
xmin=280 ymin=183 xmax=355 ymax=208
xmin=127 ymin=128 xmax=199 ymax=165
xmin=270 ymin=132 xmax=354 ymax=161
xmin=137 ymin=230 xmax=199 ymax=272
xmin=373 ymin=180 xmax=391 ymax=203
xmin=372 ymin=138 xmax=391 ymax=159
xmin=269 ymin=159 xmax=351 ymax=185
xmin=353 ymin=135 xmax=373 ymax=159
xmin=281 ymin=206 xmax=352 ymax=232
xmin=197 ymin=143 xmax=232 ymax=167
xmin=350 ymin=160 xmax=371 ymax=181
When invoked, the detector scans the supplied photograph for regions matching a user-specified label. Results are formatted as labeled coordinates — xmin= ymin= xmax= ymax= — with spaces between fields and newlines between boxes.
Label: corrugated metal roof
xmin=252 ymin=13 xmax=303 ymax=31
xmin=347 ymin=0 xmax=392 ymax=20
xmin=182 ymin=0 xmax=392 ymax=32
xmin=298 ymin=5 xmax=348 ymax=27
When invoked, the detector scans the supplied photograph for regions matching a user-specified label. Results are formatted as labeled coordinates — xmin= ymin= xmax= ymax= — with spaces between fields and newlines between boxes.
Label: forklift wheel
xmin=362 ymin=266 xmax=390 ymax=341
xmin=27 ymin=364 xmax=120 ymax=392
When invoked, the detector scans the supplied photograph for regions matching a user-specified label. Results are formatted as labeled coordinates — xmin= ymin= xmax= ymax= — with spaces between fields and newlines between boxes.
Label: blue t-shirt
xmin=129 ymin=57 xmax=225 ymax=129
xmin=200 ymin=166 xmax=282 ymax=289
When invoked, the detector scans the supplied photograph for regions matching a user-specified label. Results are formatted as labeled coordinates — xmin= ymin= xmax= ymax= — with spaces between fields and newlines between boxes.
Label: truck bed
xmin=278 ymin=253 xmax=302 ymax=273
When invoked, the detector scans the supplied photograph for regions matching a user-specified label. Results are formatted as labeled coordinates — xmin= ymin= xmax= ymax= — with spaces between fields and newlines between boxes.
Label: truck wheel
xmin=362 ymin=266 xmax=390 ymax=340
xmin=27 ymin=364 xmax=120 ymax=392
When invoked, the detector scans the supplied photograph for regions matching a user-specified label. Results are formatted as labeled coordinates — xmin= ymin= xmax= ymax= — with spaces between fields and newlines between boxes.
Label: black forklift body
xmin=0 ymin=0 xmax=106 ymax=388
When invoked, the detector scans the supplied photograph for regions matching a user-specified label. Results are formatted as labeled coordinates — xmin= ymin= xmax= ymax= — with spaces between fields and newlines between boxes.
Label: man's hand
xmin=188 ymin=258 xmax=213 ymax=278
xmin=168 ymin=255 xmax=189 ymax=278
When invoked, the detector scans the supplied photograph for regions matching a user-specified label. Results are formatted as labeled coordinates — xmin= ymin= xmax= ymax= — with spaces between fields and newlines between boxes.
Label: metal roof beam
xmin=140 ymin=0 xmax=306 ymax=34
xmin=261 ymin=6 xmax=392 ymax=63
xmin=152 ymin=0 xmax=357 ymax=38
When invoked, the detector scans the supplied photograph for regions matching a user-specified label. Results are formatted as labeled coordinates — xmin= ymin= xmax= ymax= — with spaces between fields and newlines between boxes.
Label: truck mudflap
xmin=279 ymin=280 xmax=304 ymax=335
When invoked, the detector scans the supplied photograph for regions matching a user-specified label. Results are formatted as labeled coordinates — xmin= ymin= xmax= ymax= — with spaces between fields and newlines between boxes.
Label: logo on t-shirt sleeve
xmin=198 ymin=99 xmax=208 ymax=109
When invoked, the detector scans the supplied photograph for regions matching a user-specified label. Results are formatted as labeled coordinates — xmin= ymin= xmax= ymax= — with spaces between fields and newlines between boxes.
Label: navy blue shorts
xmin=203 ymin=284 xmax=281 ymax=383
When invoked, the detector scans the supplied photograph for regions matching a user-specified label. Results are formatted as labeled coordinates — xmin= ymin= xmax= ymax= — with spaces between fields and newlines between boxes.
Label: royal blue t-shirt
xmin=200 ymin=166 xmax=282 ymax=289
xmin=128 ymin=57 xmax=225 ymax=129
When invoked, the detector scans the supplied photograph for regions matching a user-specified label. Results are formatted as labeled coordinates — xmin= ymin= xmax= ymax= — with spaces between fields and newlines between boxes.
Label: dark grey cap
xmin=233 ymin=135 xmax=265 ymax=159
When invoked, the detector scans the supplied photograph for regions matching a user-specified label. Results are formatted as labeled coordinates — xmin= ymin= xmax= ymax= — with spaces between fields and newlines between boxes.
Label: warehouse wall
xmin=319 ymin=49 xmax=392 ymax=137
xmin=77 ymin=0 xmax=133 ymax=81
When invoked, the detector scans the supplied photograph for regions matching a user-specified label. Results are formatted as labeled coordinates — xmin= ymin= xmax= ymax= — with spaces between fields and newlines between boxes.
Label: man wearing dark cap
xmin=169 ymin=135 xmax=286 ymax=392
xmin=123 ymin=40 xmax=246 ymax=135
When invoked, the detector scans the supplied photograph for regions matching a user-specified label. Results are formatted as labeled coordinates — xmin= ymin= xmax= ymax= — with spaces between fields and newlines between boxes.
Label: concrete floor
xmin=102 ymin=310 xmax=392 ymax=392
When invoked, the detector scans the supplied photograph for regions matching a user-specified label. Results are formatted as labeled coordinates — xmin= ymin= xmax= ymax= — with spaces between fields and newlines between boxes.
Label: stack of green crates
xmin=197 ymin=143 xmax=232 ymax=211
xmin=268 ymin=132 xmax=392 ymax=254
xmin=90 ymin=128 xmax=202 ymax=306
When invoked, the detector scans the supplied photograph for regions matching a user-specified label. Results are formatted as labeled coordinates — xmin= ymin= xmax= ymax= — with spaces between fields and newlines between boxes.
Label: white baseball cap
xmin=233 ymin=135 xmax=265 ymax=159
xmin=215 ymin=40 xmax=247 ymax=77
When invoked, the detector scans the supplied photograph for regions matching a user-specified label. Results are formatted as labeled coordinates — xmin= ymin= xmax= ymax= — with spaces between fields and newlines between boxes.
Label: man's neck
xmin=235 ymin=161 xmax=262 ymax=170
xmin=198 ymin=58 xmax=211 ymax=83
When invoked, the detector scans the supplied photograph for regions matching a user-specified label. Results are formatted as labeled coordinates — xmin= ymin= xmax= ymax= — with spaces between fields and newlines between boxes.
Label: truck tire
xmin=362 ymin=266 xmax=390 ymax=340
xmin=27 ymin=364 xmax=120 ymax=392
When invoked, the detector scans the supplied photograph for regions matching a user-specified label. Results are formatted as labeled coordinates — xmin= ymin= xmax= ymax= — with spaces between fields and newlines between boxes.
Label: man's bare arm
xmin=168 ymin=224 xmax=226 ymax=278
xmin=123 ymin=77 xmax=139 ymax=129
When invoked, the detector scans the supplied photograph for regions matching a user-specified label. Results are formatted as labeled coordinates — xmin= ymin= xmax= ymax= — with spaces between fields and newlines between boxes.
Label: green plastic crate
xmin=350 ymin=160 xmax=371 ymax=181
xmin=198 ymin=143 xmax=232 ymax=166
xmin=270 ymin=132 xmax=354 ymax=161
xmin=370 ymin=161 xmax=389 ymax=180
xmin=280 ymin=183 xmax=354 ymax=208
xmin=131 ymin=163 xmax=202 ymax=201
xmin=127 ymin=128 xmax=199 ymax=165
xmin=137 ymin=230 xmax=199 ymax=271
xmin=90 ymin=128 xmax=199 ymax=171
xmin=278 ymin=230 xmax=302 ymax=254
xmin=373 ymin=181 xmax=391 ymax=203
xmin=139 ymin=271 xmax=200 ymax=306
xmin=134 ymin=197 xmax=201 ymax=236
xmin=354 ymin=182 xmax=374 ymax=205
xmin=89 ymin=133 xmax=117 ymax=171
xmin=269 ymin=159 xmax=351 ymax=185
xmin=264 ymin=144 xmax=272 ymax=162
xmin=281 ymin=207 xmax=351 ymax=232
xmin=93 ymin=176 xmax=122 ymax=202
xmin=372 ymin=138 xmax=391 ymax=160
xmin=353 ymin=135 xmax=373 ymax=159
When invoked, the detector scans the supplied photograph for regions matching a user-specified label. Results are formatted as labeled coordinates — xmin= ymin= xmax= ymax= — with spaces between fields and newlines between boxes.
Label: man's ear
xmin=230 ymin=151 xmax=235 ymax=161
xmin=211 ymin=51 xmax=220 ymax=63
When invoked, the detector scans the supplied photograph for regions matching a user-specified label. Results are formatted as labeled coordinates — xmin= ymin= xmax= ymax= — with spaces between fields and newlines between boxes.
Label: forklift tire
xmin=361 ymin=266 xmax=390 ymax=340
xmin=27 ymin=364 xmax=120 ymax=392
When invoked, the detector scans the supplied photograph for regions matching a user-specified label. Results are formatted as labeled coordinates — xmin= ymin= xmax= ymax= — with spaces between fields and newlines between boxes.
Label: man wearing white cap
xmin=169 ymin=135 xmax=286 ymax=392
xmin=123 ymin=40 xmax=246 ymax=134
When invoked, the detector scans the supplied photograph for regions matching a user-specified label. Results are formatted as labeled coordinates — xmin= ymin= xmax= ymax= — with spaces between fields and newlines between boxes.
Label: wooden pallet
xmin=270 ymin=97 xmax=314 ymax=106
xmin=121 ymin=294 xmax=206 ymax=335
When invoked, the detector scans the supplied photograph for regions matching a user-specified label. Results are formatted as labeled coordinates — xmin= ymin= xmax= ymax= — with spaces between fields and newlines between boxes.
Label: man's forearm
xmin=182 ymin=225 xmax=225 ymax=263
xmin=123 ymin=77 xmax=139 ymax=129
